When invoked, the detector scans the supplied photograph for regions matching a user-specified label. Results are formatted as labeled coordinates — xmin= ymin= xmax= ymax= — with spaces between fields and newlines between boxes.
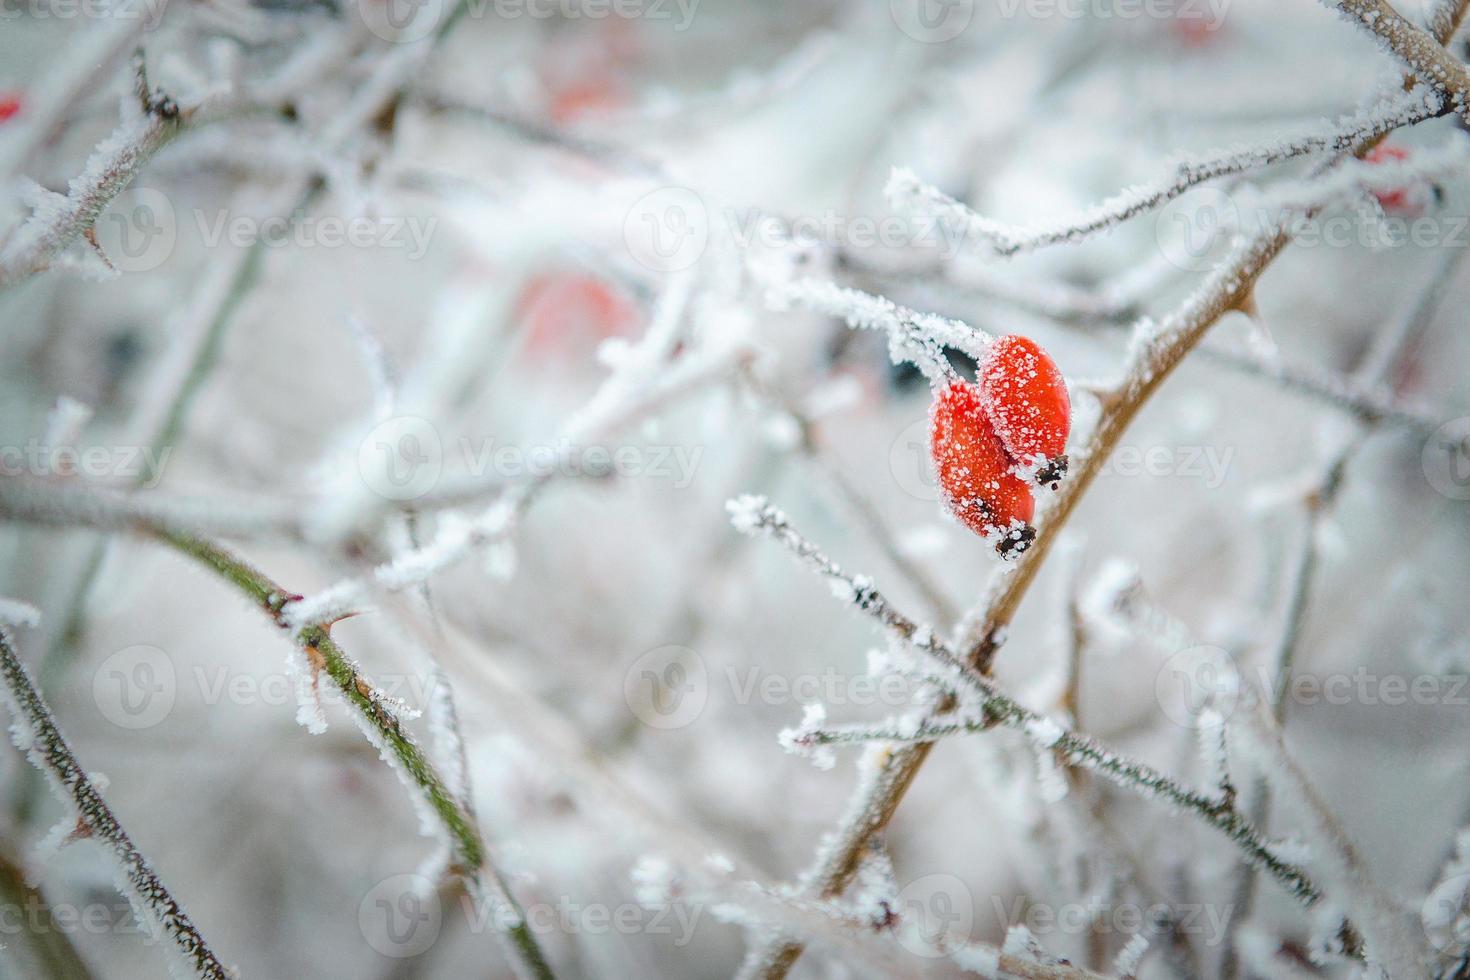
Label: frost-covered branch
xmin=1328 ymin=0 xmax=1470 ymax=117
xmin=157 ymin=530 xmax=556 ymax=980
xmin=739 ymin=368 xmax=959 ymax=625
xmin=0 ymin=19 xmax=150 ymax=184
xmin=739 ymin=5 xmax=1470 ymax=962
xmin=0 ymin=493 xmax=558 ymax=978
xmin=1234 ymin=707 xmax=1423 ymax=974
xmin=0 ymin=623 xmax=230 ymax=979
xmin=765 ymin=277 xmax=985 ymax=383
xmin=0 ymin=475 xmax=304 ymax=541
xmin=742 ymin=227 xmax=1299 ymax=978
xmin=727 ymin=498 xmax=1321 ymax=903
xmin=291 ymin=334 xmax=750 ymax=626
xmin=885 ymin=86 xmax=1445 ymax=257
xmin=1222 ymin=241 xmax=1462 ymax=976
xmin=0 ymin=52 xmax=190 ymax=289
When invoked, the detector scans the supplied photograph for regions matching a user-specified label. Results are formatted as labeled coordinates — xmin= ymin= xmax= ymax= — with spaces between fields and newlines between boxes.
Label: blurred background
xmin=1 ymin=0 xmax=1470 ymax=976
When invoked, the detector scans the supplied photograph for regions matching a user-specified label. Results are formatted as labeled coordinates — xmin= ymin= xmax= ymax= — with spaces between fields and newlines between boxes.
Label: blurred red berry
xmin=1174 ymin=17 xmax=1217 ymax=46
xmin=1365 ymin=144 xmax=1422 ymax=215
xmin=977 ymin=335 xmax=1071 ymax=488
xmin=930 ymin=380 xmax=1036 ymax=557
xmin=517 ymin=272 xmax=637 ymax=352
xmin=549 ymin=81 xmax=623 ymax=123
xmin=0 ymin=93 xmax=21 ymax=123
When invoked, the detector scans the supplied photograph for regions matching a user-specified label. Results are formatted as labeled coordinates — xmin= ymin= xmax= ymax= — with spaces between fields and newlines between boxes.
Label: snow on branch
xmin=1258 ymin=133 xmax=1470 ymax=213
xmin=293 ymin=333 xmax=751 ymax=626
xmin=0 ymin=622 xmax=231 ymax=979
xmin=157 ymin=531 xmax=557 ymax=980
xmin=0 ymin=498 xmax=557 ymax=976
xmin=765 ymin=277 xmax=987 ymax=382
xmin=648 ymin=849 xmax=1111 ymax=980
xmin=1234 ymin=706 xmax=1424 ymax=975
xmin=1328 ymin=0 xmax=1470 ymax=119
xmin=884 ymin=86 xmax=1443 ymax=258
xmin=0 ymin=51 xmax=186 ymax=289
xmin=0 ymin=475 xmax=303 ymax=542
xmin=726 ymin=495 xmax=1325 ymax=908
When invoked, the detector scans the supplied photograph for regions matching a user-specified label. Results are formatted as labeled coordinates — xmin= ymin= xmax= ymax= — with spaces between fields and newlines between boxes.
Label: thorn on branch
xmin=131 ymin=47 xmax=183 ymax=124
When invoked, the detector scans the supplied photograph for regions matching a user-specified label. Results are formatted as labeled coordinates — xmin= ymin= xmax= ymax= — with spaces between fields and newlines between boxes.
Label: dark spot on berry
xmin=1035 ymin=454 xmax=1068 ymax=489
xmin=996 ymin=523 xmax=1036 ymax=559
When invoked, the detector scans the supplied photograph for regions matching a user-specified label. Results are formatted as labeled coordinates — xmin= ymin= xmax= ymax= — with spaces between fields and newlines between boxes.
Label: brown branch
xmin=736 ymin=1 xmax=1470 ymax=966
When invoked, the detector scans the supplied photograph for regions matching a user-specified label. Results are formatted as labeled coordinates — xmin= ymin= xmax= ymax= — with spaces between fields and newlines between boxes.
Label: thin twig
xmin=885 ymin=88 xmax=1445 ymax=257
xmin=1221 ymin=240 xmax=1463 ymax=977
xmin=153 ymin=530 xmax=556 ymax=980
xmin=0 ymin=625 xmax=230 ymax=978
xmin=729 ymin=500 xmax=1321 ymax=897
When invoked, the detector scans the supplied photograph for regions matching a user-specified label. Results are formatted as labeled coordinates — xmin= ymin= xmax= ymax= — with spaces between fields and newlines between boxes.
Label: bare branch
xmin=885 ymin=87 xmax=1444 ymax=257
xmin=0 ymin=624 xmax=230 ymax=978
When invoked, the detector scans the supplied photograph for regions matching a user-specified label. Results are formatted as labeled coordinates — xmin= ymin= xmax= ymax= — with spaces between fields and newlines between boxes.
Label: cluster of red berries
xmin=929 ymin=335 xmax=1071 ymax=558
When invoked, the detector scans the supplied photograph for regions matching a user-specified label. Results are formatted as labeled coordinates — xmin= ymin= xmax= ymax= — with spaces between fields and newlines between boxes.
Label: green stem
xmin=157 ymin=529 xmax=554 ymax=980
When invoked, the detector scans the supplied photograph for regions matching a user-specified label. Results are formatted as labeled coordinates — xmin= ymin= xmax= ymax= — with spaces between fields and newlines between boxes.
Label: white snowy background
xmin=1 ymin=0 xmax=1470 ymax=977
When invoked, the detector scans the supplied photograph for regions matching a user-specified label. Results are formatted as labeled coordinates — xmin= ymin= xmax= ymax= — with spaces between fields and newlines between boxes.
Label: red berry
xmin=517 ymin=272 xmax=637 ymax=352
xmin=930 ymin=380 xmax=1036 ymax=557
xmin=549 ymin=81 xmax=623 ymax=123
xmin=0 ymin=94 xmax=21 ymax=124
xmin=977 ymin=334 xmax=1071 ymax=488
xmin=1174 ymin=17 xmax=1218 ymax=46
xmin=1365 ymin=144 xmax=1422 ymax=215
